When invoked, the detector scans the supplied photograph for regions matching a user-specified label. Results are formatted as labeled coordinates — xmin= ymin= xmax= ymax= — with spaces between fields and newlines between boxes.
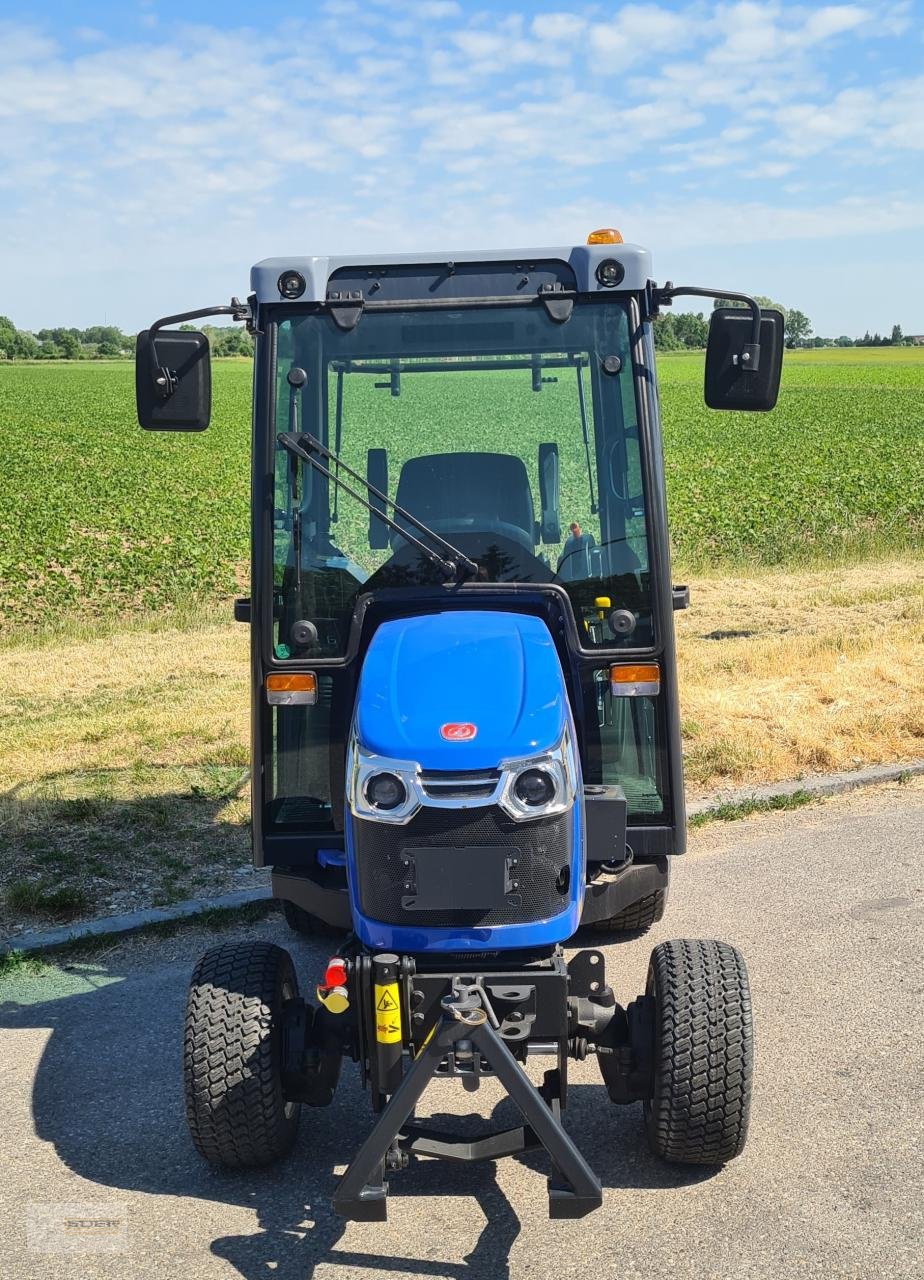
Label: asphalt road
xmin=1 ymin=781 xmax=922 ymax=1280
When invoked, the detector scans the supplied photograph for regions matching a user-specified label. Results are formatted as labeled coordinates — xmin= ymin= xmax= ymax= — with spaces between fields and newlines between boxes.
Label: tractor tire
xmin=183 ymin=940 xmax=300 ymax=1167
xmin=591 ymin=888 xmax=667 ymax=935
xmin=644 ymin=938 xmax=753 ymax=1165
xmin=282 ymin=898 xmax=323 ymax=937
xmin=281 ymin=898 xmax=344 ymax=939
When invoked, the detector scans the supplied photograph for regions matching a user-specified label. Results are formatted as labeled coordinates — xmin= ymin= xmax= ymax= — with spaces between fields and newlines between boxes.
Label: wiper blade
xmin=277 ymin=432 xmax=479 ymax=582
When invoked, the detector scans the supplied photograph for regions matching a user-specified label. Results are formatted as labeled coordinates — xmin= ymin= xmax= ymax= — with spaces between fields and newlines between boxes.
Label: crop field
xmin=0 ymin=347 xmax=922 ymax=632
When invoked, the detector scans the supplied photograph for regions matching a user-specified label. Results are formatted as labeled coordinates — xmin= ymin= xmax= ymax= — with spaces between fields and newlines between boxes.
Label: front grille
xmin=353 ymin=805 xmax=572 ymax=928
xmin=418 ymin=768 xmax=501 ymax=802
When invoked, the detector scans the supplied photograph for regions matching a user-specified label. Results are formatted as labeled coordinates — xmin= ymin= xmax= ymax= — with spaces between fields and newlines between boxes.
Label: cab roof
xmin=250 ymin=242 xmax=652 ymax=305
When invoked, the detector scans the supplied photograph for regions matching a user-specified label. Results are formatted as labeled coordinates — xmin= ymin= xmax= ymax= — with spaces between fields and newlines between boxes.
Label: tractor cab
xmin=136 ymin=233 xmax=781 ymax=1219
xmin=260 ymin=259 xmax=670 ymax=940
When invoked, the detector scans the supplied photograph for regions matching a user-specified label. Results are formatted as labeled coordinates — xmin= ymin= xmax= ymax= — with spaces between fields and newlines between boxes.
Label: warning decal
xmin=374 ymin=982 xmax=402 ymax=1044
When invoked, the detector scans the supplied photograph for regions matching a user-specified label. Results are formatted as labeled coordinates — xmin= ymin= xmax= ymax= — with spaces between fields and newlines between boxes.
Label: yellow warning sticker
xmin=374 ymin=983 xmax=402 ymax=1043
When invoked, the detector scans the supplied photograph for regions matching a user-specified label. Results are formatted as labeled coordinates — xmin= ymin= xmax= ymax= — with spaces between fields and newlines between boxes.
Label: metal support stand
xmin=333 ymin=993 xmax=603 ymax=1221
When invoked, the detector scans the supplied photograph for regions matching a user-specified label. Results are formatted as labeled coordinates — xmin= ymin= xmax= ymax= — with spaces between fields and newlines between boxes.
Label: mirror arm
xmin=148 ymin=297 xmax=251 ymax=398
xmin=653 ymin=283 xmax=762 ymax=372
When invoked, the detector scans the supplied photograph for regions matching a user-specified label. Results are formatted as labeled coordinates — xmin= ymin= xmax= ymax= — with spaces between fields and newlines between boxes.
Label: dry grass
xmin=677 ymin=558 xmax=924 ymax=795
xmin=0 ymin=622 xmax=255 ymax=936
xmin=0 ymin=621 xmax=249 ymax=787
xmin=1 ymin=556 xmax=922 ymax=930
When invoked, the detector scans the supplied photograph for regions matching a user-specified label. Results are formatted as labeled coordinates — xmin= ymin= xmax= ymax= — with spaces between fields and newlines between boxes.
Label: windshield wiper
xmin=277 ymin=431 xmax=479 ymax=582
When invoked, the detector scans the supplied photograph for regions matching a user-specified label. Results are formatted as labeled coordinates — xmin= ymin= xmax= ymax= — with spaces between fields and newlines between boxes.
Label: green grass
xmin=688 ymin=788 xmax=816 ymax=828
xmin=5 ymin=878 xmax=89 ymax=918
xmin=0 ymin=348 xmax=921 ymax=632
xmin=0 ymin=948 xmax=48 ymax=978
xmin=0 ymin=898 xmax=277 ymax=974
xmin=0 ymin=756 xmax=252 ymax=925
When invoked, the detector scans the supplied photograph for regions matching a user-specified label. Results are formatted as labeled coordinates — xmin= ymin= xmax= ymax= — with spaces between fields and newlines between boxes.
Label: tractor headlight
xmin=347 ymin=727 xmax=577 ymax=825
xmin=513 ymin=768 xmax=556 ymax=808
xmin=365 ymin=772 xmax=407 ymax=812
xmin=498 ymin=729 xmax=577 ymax=822
xmin=348 ymin=738 xmax=420 ymax=825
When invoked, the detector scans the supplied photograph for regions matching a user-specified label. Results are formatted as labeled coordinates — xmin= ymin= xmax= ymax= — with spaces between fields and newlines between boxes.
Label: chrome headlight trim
xmin=347 ymin=737 xmax=421 ymax=825
xmin=497 ymin=727 xmax=577 ymax=822
xmin=347 ymin=726 xmax=577 ymax=825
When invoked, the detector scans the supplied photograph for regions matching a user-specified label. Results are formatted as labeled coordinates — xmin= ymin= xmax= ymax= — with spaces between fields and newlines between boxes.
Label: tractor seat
xmin=391 ymin=452 xmax=537 ymax=554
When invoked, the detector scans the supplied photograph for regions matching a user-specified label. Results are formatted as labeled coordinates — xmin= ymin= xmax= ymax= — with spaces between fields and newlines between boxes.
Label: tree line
xmin=0 ymin=309 xmax=916 ymax=360
xmin=0 ymin=316 xmax=254 ymax=360
xmin=653 ymin=298 xmax=916 ymax=351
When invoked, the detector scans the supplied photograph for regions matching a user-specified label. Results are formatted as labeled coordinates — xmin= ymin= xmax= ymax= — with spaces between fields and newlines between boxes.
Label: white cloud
xmin=744 ymin=160 xmax=795 ymax=178
xmin=412 ymin=0 xmax=461 ymax=15
xmin=878 ymin=0 xmax=913 ymax=34
xmin=0 ymin=5 xmax=920 ymax=330
xmin=590 ymin=3 xmax=695 ymax=67
xmin=705 ymin=2 xmax=783 ymax=65
xmin=798 ymin=5 xmax=871 ymax=45
xmin=773 ymin=75 xmax=924 ymax=156
xmin=0 ymin=22 xmax=57 ymax=64
xmin=530 ymin=13 xmax=586 ymax=41
xmin=705 ymin=1 xmax=873 ymax=68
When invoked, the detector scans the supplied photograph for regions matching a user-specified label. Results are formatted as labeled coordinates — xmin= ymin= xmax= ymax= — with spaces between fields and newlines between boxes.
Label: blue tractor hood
xmin=354 ymin=611 xmax=568 ymax=769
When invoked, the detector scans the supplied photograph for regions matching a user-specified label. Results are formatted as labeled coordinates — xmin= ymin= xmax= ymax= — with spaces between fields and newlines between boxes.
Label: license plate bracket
xmin=401 ymin=845 xmax=514 ymax=912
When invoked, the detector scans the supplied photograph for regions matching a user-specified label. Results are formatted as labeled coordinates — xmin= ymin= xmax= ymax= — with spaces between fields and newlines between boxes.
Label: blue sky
xmin=1 ymin=1 xmax=922 ymax=335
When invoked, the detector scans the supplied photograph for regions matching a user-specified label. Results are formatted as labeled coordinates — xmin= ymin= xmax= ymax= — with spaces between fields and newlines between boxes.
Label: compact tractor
xmin=136 ymin=232 xmax=781 ymax=1219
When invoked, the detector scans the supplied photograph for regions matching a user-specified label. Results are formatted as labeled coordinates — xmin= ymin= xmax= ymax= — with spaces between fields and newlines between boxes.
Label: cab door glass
xmin=582 ymin=668 xmax=664 ymax=820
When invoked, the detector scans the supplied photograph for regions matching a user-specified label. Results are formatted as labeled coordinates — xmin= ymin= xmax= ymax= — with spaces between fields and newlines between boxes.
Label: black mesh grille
xmin=353 ymin=805 xmax=572 ymax=927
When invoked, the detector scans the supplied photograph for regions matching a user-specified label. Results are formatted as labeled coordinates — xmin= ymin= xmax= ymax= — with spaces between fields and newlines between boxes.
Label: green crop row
xmin=660 ymin=351 xmax=924 ymax=571
xmin=0 ymin=349 xmax=921 ymax=631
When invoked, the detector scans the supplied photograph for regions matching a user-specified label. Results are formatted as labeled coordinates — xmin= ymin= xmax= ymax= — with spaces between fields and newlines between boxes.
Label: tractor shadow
xmin=1 ymin=926 xmax=716 ymax=1280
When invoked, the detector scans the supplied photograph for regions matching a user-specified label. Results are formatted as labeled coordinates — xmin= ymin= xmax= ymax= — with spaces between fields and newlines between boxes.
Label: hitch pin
xmin=442 ymin=981 xmax=500 ymax=1029
xmin=470 ymin=979 xmax=501 ymax=1029
xmin=441 ymin=986 xmax=489 ymax=1028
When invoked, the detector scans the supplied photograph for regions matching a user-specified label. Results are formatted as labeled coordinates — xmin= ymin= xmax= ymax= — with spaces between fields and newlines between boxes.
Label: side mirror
xmin=367 ymin=448 xmax=389 ymax=549
xmin=537 ymin=442 xmax=561 ymax=543
xmin=705 ymin=308 xmax=784 ymax=412
xmin=136 ymin=329 xmax=211 ymax=430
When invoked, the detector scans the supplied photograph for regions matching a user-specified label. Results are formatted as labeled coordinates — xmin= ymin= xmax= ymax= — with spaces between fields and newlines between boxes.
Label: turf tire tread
xmin=645 ymin=938 xmax=753 ymax=1165
xmin=591 ymin=888 xmax=667 ymax=934
xmin=183 ymin=940 xmax=299 ymax=1168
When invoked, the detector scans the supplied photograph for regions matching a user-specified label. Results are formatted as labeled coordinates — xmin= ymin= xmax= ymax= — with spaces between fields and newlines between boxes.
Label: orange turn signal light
xmin=587 ymin=228 xmax=624 ymax=244
xmin=610 ymin=663 xmax=660 ymax=697
xmin=266 ymin=672 xmax=318 ymax=705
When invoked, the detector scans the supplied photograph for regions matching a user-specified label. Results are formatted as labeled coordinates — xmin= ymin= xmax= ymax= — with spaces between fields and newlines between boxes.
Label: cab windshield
xmin=271 ymin=299 xmax=652 ymax=659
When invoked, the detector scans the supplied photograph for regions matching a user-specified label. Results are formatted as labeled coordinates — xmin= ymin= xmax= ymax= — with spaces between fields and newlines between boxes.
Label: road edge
xmin=686 ymin=757 xmax=924 ymax=815
xmin=4 ymin=758 xmax=922 ymax=957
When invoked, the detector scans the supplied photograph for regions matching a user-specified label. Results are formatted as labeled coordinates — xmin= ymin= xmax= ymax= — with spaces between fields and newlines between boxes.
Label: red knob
xmin=323 ymin=958 xmax=348 ymax=989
